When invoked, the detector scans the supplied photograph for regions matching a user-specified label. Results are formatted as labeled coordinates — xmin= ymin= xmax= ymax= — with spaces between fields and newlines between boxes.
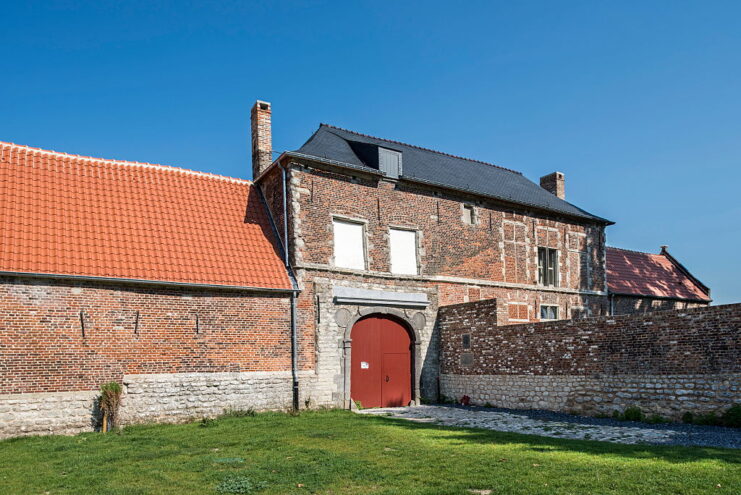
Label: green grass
xmin=0 ymin=410 xmax=738 ymax=494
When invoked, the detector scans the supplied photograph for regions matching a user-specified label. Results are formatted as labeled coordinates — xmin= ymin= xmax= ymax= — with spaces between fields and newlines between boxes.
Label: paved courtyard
xmin=357 ymin=404 xmax=741 ymax=448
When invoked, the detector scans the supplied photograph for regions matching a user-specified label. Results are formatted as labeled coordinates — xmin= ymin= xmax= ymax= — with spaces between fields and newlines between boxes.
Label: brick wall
xmin=611 ymin=294 xmax=709 ymax=316
xmin=439 ymin=300 xmax=740 ymax=419
xmin=279 ymin=162 xmax=608 ymax=327
xmin=0 ymin=276 xmax=296 ymax=437
xmin=288 ymin=163 xmax=606 ymax=296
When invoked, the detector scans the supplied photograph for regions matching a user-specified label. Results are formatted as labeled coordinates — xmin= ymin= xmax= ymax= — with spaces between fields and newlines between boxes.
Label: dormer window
xmin=378 ymin=147 xmax=402 ymax=179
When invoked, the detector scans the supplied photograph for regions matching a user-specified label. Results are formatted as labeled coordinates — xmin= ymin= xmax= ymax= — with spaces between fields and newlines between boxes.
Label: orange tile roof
xmin=606 ymin=247 xmax=710 ymax=302
xmin=0 ymin=141 xmax=292 ymax=290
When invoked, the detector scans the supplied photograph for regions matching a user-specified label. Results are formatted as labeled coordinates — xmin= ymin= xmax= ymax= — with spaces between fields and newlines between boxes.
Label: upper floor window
xmin=538 ymin=247 xmax=559 ymax=286
xmin=540 ymin=304 xmax=559 ymax=321
xmin=333 ymin=219 xmax=366 ymax=270
xmin=462 ymin=204 xmax=476 ymax=225
xmin=389 ymin=228 xmax=418 ymax=275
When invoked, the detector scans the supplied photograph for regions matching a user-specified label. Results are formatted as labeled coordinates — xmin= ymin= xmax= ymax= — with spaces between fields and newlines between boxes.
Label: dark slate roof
xmin=292 ymin=124 xmax=611 ymax=224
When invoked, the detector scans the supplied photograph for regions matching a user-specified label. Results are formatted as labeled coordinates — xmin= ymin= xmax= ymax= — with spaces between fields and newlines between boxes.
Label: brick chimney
xmin=540 ymin=172 xmax=565 ymax=200
xmin=251 ymin=100 xmax=272 ymax=179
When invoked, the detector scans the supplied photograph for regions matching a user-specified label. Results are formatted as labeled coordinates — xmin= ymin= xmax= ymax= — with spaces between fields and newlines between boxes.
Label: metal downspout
xmin=282 ymin=165 xmax=300 ymax=411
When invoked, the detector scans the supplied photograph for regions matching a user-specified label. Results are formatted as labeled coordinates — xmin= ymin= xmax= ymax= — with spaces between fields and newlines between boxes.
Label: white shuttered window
xmin=333 ymin=219 xmax=365 ymax=270
xmin=389 ymin=228 xmax=418 ymax=275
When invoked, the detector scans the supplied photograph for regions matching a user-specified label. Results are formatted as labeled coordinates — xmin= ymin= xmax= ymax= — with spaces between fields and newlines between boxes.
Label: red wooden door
xmin=351 ymin=316 xmax=412 ymax=408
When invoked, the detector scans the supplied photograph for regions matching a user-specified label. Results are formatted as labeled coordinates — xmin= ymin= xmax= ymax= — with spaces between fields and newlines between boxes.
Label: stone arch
xmin=337 ymin=307 xmax=423 ymax=408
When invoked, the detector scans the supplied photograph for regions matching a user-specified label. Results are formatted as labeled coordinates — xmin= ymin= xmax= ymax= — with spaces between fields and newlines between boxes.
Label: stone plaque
xmin=412 ymin=312 xmax=426 ymax=331
xmin=460 ymin=352 xmax=474 ymax=368
xmin=335 ymin=308 xmax=352 ymax=327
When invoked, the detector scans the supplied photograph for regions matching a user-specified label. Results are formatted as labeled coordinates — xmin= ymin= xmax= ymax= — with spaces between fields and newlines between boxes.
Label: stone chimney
xmin=540 ymin=172 xmax=565 ymax=200
xmin=251 ymin=100 xmax=272 ymax=179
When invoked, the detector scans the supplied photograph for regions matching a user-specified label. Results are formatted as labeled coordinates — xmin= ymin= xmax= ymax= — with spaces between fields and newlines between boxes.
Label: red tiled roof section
xmin=0 ymin=142 xmax=291 ymax=290
xmin=606 ymin=247 xmax=710 ymax=302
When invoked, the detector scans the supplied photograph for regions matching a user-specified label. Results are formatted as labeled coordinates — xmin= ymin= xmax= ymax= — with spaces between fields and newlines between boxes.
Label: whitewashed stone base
xmin=0 ymin=390 xmax=99 ymax=439
xmin=0 ymin=371 xmax=314 ymax=439
xmin=440 ymin=373 xmax=741 ymax=420
xmin=121 ymin=371 xmax=314 ymax=424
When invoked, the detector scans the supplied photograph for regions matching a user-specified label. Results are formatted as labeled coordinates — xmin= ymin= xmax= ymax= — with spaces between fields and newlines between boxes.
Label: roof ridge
xmin=606 ymin=245 xmax=661 ymax=257
xmin=320 ymin=123 xmax=523 ymax=175
xmin=0 ymin=140 xmax=250 ymax=185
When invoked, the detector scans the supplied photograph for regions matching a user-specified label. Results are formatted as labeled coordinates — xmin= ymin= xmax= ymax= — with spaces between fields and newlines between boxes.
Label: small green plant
xmin=721 ymin=404 xmax=741 ymax=428
xmin=354 ymin=400 xmax=363 ymax=410
xmin=221 ymin=407 xmax=256 ymax=418
xmin=484 ymin=402 xmax=494 ymax=408
xmin=611 ymin=410 xmax=621 ymax=419
xmin=99 ymin=382 xmax=123 ymax=432
xmin=199 ymin=417 xmax=218 ymax=428
xmin=622 ymin=406 xmax=643 ymax=422
xmin=646 ymin=414 xmax=667 ymax=424
xmin=694 ymin=412 xmax=721 ymax=426
xmin=682 ymin=411 xmax=695 ymax=424
xmin=216 ymin=474 xmax=266 ymax=494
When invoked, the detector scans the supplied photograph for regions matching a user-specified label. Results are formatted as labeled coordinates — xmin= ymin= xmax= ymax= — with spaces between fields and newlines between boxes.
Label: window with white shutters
xmin=333 ymin=219 xmax=366 ymax=270
xmin=389 ymin=228 xmax=418 ymax=275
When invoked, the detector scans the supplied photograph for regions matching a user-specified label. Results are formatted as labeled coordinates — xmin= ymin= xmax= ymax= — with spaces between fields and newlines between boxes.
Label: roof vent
xmin=378 ymin=147 xmax=402 ymax=179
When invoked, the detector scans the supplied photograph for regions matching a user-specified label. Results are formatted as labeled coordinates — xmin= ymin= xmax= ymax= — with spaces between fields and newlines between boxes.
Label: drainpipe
xmin=282 ymin=165 xmax=300 ymax=411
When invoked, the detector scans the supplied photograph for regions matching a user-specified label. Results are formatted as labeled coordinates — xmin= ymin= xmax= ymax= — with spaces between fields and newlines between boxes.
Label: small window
xmin=461 ymin=334 xmax=471 ymax=349
xmin=389 ymin=228 xmax=418 ymax=275
xmin=333 ymin=219 xmax=365 ymax=270
xmin=537 ymin=247 xmax=559 ymax=286
xmin=571 ymin=307 xmax=590 ymax=319
xmin=462 ymin=205 xmax=476 ymax=225
xmin=540 ymin=305 xmax=559 ymax=321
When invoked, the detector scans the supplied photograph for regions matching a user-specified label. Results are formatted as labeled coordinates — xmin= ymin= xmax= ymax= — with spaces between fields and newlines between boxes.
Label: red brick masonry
xmin=439 ymin=300 xmax=740 ymax=418
xmin=0 ymin=276 xmax=297 ymax=395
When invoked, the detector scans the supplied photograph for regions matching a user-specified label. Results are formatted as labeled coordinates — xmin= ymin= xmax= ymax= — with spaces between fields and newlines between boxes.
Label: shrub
xmin=622 ymin=407 xmax=644 ymax=422
xmin=646 ymin=414 xmax=667 ymax=424
xmin=721 ymin=404 xmax=741 ymax=428
xmin=682 ymin=412 xmax=695 ymax=424
xmin=694 ymin=412 xmax=721 ymax=426
xmin=99 ymin=382 xmax=122 ymax=432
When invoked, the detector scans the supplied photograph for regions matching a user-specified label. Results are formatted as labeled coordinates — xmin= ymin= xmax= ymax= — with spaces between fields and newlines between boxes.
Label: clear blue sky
xmin=2 ymin=1 xmax=739 ymax=304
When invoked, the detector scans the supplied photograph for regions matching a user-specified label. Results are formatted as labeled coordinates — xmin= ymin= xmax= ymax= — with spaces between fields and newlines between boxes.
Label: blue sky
xmin=2 ymin=1 xmax=739 ymax=304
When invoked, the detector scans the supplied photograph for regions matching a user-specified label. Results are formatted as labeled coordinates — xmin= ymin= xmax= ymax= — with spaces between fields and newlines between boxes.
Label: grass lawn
xmin=0 ymin=410 xmax=738 ymax=495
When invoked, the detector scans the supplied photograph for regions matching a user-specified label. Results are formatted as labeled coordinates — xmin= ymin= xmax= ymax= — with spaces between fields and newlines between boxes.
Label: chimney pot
xmin=251 ymin=100 xmax=272 ymax=179
xmin=540 ymin=171 xmax=566 ymax=200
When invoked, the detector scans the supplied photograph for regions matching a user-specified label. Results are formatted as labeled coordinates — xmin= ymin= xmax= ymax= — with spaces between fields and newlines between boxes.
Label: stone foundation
xmin=0 ymin=371 xmax=314 ymax=439
xmin=121 ymin=371 xmax=312 ymax=424
xmin=0 ymin=390 xmax=99 ymax=438
xmin=440 ymin=373 xmax=741 ymax=420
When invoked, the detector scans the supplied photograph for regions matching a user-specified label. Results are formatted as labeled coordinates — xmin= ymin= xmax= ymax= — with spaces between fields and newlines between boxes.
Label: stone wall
xmin=439 ymin=301 xmax=740 ymax=419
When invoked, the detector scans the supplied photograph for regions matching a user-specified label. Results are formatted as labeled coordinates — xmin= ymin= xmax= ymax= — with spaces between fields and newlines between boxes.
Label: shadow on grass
xmin=363 ymin=414 xmax=741 ymax=465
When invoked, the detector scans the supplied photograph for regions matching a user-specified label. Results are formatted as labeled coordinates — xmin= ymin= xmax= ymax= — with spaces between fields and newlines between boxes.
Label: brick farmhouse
xmin=0 ymin=100 xmax=721 ymax=437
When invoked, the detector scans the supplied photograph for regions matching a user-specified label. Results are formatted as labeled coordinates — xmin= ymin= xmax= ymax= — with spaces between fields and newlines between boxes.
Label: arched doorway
xmin=350 ymin=315 xmax=413 ymax=408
